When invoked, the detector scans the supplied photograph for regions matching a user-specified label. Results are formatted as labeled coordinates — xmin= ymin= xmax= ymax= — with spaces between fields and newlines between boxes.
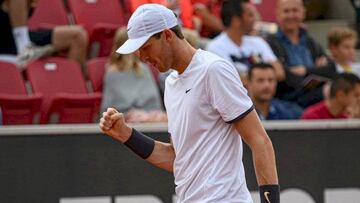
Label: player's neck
xmin=226 ymin=28 xmax=244 ymax=46
xmin=172 ymin=40 xmax=197 ymax=74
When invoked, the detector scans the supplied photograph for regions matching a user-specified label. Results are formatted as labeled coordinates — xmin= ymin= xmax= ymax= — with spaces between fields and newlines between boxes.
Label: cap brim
xmin=116 ymin=35 xmax=151 ymax=54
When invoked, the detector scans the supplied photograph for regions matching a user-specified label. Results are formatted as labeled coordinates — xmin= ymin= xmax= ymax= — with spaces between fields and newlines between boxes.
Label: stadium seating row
xmin=0 ymin=58 xmax=107 ymax=125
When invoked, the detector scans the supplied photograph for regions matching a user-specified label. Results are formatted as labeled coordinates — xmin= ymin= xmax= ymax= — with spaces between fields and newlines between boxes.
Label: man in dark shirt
xmin=247 ymin=63 xmax=303 ymax=120
xmin=266 ymin=0 xmax=337 ymax=107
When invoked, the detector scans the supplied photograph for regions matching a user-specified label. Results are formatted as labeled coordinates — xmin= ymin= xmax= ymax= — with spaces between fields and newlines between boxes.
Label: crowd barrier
xmin=0 ymin=120 xmax=360 ymax=203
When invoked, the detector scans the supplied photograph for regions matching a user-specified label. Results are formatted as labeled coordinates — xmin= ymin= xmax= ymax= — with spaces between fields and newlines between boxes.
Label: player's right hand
xmin=99 ymin=107 xmax=132 ymax=143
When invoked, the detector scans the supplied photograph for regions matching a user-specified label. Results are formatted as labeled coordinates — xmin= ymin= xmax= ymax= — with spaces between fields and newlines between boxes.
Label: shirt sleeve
xmin=205 ymin=60 xmax=254 ymax=123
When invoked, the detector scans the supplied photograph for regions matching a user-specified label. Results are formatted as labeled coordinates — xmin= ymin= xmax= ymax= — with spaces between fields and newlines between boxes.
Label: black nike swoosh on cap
xmin=185 ymin=89 xmax=191 ymax=93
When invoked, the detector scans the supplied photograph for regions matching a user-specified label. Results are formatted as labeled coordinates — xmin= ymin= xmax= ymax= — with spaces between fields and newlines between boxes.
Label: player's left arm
xmin=233 ymin=109 xmax=280 ymax=203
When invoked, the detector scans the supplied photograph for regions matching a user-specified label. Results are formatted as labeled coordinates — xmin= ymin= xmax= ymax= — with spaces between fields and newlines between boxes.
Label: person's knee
xmin=72 ymin=26 xmax=89 ymax=47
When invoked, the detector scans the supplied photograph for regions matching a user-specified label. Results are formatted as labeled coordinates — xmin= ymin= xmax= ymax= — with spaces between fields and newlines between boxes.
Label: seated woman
xmin=101 ymin=27 xmax=166 ymax=123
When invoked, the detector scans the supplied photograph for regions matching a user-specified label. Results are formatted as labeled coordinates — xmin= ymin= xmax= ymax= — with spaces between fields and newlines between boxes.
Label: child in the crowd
xmin=328 ymin=26 xmax=360 ymax=77
xmin=302 ymin=73 xmax=360 ymax=119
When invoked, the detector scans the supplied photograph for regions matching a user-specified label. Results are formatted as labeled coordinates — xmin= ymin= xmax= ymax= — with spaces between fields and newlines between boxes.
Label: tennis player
xmin=99 ymin=3 xmax=279 ymax=203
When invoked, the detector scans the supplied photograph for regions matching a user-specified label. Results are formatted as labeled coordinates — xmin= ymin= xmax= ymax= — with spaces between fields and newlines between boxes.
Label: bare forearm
xmin=252 ymin=137 xmax=278 ymax=185
xmin=234 ymin=111 xmax=279 ymax=185
xmin=271 ymin=61 xmax=286 ymax=82
xmin=146 ymin=141 xmax=175 ymax=172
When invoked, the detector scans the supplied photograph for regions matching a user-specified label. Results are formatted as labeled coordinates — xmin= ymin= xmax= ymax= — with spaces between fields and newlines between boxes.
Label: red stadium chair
xmin=28 ymin=0 xmax=70 ymax=30
xmin=67 ymin=0 xmax=127 ymax=56
xmin=253 ymin=0 xmax=277 ymax=22
xmin=87 ymin=57 xmax=107 ymax=92
xmin=26 ymin=58 xmax=101 ymax=124
xmin=0 ymin=62 xmax=42 ymax=125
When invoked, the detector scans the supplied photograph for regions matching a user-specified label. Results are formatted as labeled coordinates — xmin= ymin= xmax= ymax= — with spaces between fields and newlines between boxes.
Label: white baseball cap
xmin=116 ymin=4 xmax=178 ymax=54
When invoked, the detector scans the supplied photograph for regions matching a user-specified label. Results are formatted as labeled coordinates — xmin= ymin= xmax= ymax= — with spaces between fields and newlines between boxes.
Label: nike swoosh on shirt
xmin=185 ymin=89 xmax=191 ymax=94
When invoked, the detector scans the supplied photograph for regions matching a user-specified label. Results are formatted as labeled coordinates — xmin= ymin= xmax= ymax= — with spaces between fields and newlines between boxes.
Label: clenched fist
xmin=99 ymin=108 xmax=132 ymax=143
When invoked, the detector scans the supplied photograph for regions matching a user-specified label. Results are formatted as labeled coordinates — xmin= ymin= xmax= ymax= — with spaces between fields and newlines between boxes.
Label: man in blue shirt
xmin=266 ymin=0 xmax=336 ymax=107
xmin=275 ymin=28 xmax=314 ymax=69
xmin=247 ymin=63 xmax=303 ymax=120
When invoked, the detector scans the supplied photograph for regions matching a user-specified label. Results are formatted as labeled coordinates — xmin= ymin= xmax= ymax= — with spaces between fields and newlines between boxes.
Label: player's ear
xmin=164 ymin=29 xmax=173 ymax=42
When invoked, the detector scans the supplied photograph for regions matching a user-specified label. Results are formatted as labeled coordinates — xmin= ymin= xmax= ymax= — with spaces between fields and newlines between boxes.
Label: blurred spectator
xmin=248 ymin=63 xmax=303 ymax=120
xmin=0 ymin=0 xmax=44 ymax=64
xmin=206 ymin=0 xmax=285 ymax=84
xmin=347 ymin=80 xmax=360 ymax=118
xmin=328 ymin=27 xmax=360 ymax=77
xmin=29 ymin=0 xmax=89 ymax=67
xmin=301 ymin=73 xmax=360 ymax=119
xmin=25 ymin=25 xmax=88 ymax=69
xmin=0 ymin=0 xmax=88 ymax=67
xmin=266 ymin=0 xmax=337 ymax=107
xmin=101 ymin=27 xmax=166 ymax=123
xmin=192 ymin=0 xmax=224 ymax=38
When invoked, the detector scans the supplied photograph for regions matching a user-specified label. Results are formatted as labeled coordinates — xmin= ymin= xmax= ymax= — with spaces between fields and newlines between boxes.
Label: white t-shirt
xmin=164 ymin=49 xmax=254 ymax=203
xmin=206 ymin=32 xmax=277 ymax=74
